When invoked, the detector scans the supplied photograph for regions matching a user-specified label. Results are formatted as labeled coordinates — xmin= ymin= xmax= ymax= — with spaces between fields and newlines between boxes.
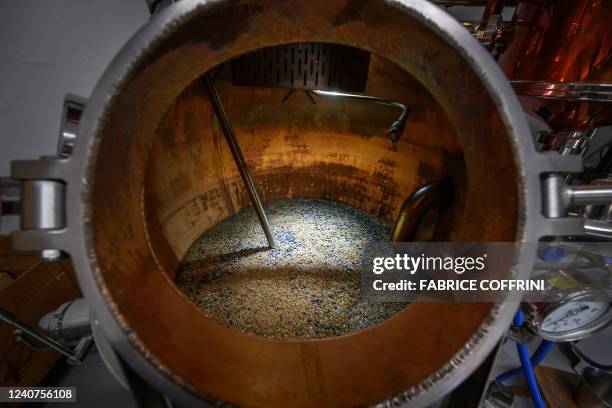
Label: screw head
xmin=41 ymin=249 xmax=62 ymax=262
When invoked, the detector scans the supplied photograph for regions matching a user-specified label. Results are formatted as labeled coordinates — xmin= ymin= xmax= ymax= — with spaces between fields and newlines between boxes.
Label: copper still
xmin=104 ymin=2 xmax=527 ymax=403
xmin=491 ymin=0 xmax=612 ymax=152
xmin=9 ymin=0 xmax=593 ymax=406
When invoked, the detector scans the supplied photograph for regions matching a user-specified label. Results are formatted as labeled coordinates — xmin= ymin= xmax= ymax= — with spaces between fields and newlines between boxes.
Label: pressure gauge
xmin=540 ymin=301 xmax=609 ymax=334
xmin=523 ymin=269 xmax=612 ymax=342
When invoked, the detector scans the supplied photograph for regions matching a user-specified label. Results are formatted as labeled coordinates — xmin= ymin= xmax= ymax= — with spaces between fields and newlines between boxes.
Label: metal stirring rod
xmin=202 ymin=73 xmax=276 ymax=248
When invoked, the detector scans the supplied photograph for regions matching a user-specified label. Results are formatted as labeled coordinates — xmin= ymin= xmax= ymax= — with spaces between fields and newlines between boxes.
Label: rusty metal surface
xmin=146 ymin=56 xmax=462 ymax=265
xmin=66 ymin=0 xmax=537 ymax=406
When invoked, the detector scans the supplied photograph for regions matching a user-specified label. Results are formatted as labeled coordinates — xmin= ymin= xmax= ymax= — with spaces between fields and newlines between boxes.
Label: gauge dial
xmin=541 ymin=302 xmax=609 ymax=334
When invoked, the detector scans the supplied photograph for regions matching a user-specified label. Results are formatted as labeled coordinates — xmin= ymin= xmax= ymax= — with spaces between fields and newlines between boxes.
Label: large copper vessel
xmin=500 ymin=0 xmax=610 ymax=83
xmin=500 ymin=0 xmax=612 ymax=150
xmin=10 ymin=0 xmax=578 ymax=406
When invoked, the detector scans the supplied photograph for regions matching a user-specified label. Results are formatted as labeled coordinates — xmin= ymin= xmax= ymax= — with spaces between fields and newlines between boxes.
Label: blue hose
xmin=501 ymin=310 xmax=547 ymax=408
xmin=496 ymin=340 xmax=554 ymax=382
xmin=517 ymin=341 xmax=547 ymax=408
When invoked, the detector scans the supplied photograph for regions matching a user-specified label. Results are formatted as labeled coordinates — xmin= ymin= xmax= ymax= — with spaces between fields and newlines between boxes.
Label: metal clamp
xmin=20 ymin=180 xmax=66 ymax=230
xmin=10 ymin=159 xmax=70 ymax=255
xmin=541 ymin=173 xmax=612 ymax=238
xmin=9 ymin=95 xmax=85 ymax=255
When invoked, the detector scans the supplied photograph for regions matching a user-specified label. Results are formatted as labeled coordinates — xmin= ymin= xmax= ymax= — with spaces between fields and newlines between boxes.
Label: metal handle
xmin=391 ymin=178 xmax=453 ymax=242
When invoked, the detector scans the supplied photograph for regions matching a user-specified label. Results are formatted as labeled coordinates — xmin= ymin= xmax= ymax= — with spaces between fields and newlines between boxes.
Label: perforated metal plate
xmin=231 ymin=43 xmax=370 ymax=92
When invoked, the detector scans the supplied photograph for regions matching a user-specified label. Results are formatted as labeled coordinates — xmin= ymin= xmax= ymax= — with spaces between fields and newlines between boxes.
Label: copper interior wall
xmin=144 ymin=55 xmax=465 ymax=278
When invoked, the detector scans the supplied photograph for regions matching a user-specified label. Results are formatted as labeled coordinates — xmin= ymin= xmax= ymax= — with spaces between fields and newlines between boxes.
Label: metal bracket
xmin=480 ymin=381 xmax=514 ymax=408
xmin=529 ymin=153 xmax=585 ymax=238
xmin=57 ymin=95 xmax=86 ymax=158
xmin=9 ymin=94 xmax=86 ymax=255
xmin=541 ymin=172 xmax=612 ymax=238
xmin=0 ymin=307 xmax=93 ymax=365
xmin=542 ymin=174 xmax=612 ymax=218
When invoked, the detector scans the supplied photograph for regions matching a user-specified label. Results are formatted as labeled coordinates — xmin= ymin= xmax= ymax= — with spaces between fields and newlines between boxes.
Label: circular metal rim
xmin=65 ymin=0 xmax=539 ymax=406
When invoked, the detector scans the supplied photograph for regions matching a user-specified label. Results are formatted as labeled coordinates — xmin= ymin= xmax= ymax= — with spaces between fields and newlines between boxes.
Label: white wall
xmin=0 ymin=0 xmax=148 ymax=176
xmin=0 ymin=2 xmax=505 ymax=178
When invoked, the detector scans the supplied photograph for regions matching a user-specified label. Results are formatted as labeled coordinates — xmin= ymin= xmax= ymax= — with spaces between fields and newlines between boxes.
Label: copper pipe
xmin=499 ymin=0 xmax=612 ymax=132
xmin=499 ymin=0 xmax=611 ymax=83
xmin=392 ymin=178 xmax=453 ymax=242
